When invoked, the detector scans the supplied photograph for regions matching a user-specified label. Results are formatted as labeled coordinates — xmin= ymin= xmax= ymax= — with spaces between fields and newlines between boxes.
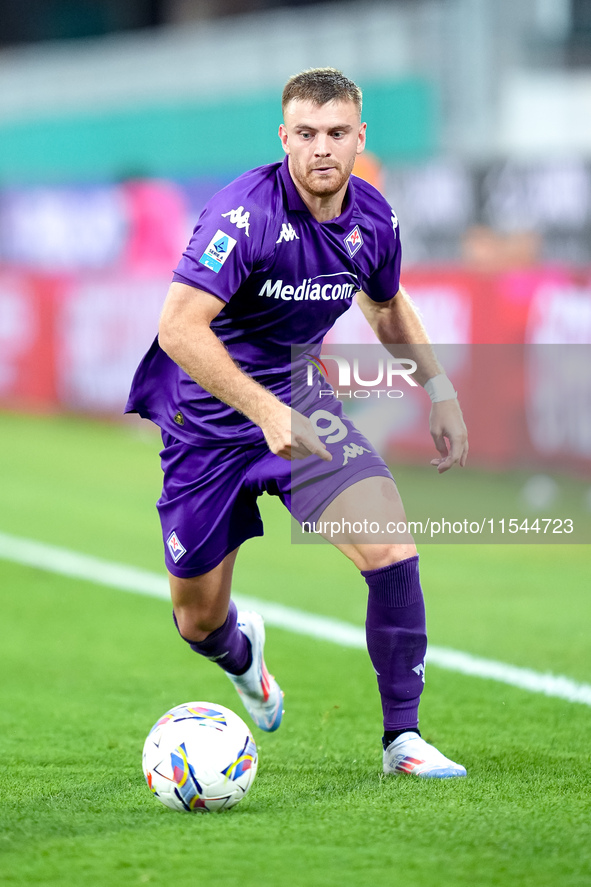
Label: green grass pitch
xmin=0 ymin=412 xmax=590 ymax=887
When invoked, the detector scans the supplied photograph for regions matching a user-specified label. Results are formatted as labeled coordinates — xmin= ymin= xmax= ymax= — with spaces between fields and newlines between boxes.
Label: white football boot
xmin=225 ymin=611 xmax=284 ymax=732
xmin=383 ymin=731 xmax=467 ymax=778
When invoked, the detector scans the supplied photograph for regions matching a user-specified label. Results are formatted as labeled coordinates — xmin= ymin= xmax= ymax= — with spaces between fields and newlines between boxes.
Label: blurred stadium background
xmin=0 ymin=0 xmax=590 ymax=490
xmin=1 ymin=6 xmax=590 ymax=884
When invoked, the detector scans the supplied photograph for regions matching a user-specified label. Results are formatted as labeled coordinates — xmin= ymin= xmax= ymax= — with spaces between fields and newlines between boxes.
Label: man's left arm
xmin=358 ymin=286 xmax=469 ymax=473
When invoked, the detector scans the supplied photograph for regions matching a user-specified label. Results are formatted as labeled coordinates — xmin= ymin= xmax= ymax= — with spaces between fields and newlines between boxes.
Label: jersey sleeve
xmin=363 ymin=210 xmax=402 ymax=303
xmin=173 ymin=184 xmax=270 ymax=303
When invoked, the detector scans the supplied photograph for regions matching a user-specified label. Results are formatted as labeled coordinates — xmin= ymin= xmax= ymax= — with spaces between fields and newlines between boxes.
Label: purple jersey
xmin=125 ymin=156 xmax=401 ymax=444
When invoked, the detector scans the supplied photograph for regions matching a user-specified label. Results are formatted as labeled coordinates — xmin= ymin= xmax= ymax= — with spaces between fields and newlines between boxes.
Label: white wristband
xmin=424 ymin=374 xmax=457 ymax=403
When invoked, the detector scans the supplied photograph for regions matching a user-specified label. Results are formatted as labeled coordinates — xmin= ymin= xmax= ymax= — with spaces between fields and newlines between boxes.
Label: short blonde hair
xmin=282 ymin=68 xmax=362 ymax=116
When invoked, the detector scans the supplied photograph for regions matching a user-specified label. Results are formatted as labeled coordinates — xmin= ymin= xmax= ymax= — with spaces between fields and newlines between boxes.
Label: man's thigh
xmin=317 ymin=475 xmax=417 ymax=568
xmin=157 ymin=432 xmax=267 ymax=577
xmin=272 ymin=394 xmax=395 ymax=525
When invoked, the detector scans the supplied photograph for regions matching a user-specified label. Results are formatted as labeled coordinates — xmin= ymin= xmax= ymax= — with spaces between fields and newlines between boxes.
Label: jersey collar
xmin=279 ymin=155 xmax=357 ymax=231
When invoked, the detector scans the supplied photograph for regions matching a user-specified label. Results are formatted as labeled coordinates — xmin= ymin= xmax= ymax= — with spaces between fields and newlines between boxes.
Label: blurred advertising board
xmin=0 ymin=270 xmax=166 ymax=413
xmin=1 ymin=265 xmax=590 ymax=478
xmin=55 ymin=274 xmax=170 ymax=412
xmin=313 ymin=344 xmax=591 ymax=477
xmin=0 ymin=272 xmax=60 ymax=408
xmin=290 ymin=343 xmax=591 ymax=544
xmin=326 ymin=267 xmax=586 ymax=346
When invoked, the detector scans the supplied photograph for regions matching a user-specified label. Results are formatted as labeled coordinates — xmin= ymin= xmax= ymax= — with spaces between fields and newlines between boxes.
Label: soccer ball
xmin=142 ymin=701 xmax=258 ymax=812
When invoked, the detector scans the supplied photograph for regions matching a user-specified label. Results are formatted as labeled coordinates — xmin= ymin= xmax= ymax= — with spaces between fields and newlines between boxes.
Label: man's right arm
xmin=158 ymin=282 xmax=331 ymax=462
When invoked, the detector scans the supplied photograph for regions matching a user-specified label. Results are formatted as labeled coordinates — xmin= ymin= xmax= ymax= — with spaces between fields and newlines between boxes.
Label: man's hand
xmin=261 ymin=403 xmax=332 ymax=462
xmin=429 ymin=400 xmax=469 ymax=473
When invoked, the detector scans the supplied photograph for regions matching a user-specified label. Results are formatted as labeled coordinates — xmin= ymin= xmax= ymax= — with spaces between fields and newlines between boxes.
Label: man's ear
xmin=356 ymin=122 xmax=367 ymax=155
xmin=278 ymin=123 xmax=290 ymax=155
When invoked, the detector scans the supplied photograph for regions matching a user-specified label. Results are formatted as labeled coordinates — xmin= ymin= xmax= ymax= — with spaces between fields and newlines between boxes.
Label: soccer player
xmin=126 ymin=68 xmax=469 ymax=778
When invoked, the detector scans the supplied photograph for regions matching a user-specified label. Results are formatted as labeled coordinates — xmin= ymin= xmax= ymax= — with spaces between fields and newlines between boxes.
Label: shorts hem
xmin=165 ymin=526 xmax=264 ymax=578
xmin=295 ymin=464 xmax=394 ymax=526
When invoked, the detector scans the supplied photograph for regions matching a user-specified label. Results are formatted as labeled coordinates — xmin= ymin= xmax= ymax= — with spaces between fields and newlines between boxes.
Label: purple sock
xmin=173 ymin=600 xmax=252 ymax=675
xmin=362 ymin=555 xmax=427 ymax=732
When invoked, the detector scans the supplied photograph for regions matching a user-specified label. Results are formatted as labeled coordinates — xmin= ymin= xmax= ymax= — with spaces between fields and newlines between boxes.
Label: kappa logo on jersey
xmin=342 ymin=442 xmax=371 ymax=465
xmin=199 ymin=229 xmax=237 ymax=273
xmin=391 ymin=212 xmax=399 ymax=232
xmin=276 ymin=223 xmax=300 ymax=243
xmin=166 ymin=530 xmax=187 ymax=563
xmin=221 ymin=206 xmax=250 ymax=237
xmin=344 ymin=225 xmax=363 ymax=257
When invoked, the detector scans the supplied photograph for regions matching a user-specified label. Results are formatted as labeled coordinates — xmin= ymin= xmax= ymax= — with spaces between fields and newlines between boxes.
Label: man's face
xmin=279 ymin=99 xmax=366 ymax=199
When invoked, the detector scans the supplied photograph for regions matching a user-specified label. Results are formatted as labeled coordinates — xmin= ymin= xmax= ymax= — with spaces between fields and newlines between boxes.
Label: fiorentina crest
xmin=344 ymin=225 xmax=363 ymax=257
xmin=166 ymin=530 xmax=187 ymax=563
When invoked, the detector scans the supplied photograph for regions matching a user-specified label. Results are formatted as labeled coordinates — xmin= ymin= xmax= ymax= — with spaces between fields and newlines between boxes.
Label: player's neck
xmin=290 ymin=175 xmax=349 ymax=223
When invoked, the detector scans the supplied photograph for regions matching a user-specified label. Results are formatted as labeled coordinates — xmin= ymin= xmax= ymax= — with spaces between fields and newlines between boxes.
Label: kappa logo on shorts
xmin=342 ymin=442 xmax=371 ymax=465
xmin=199 ymin=229 xmax=237 ymax=273
xmin=166 ymin=531 xmax=187 ymax=563
xmin=344 ymin=225 xmax=363 ymax=257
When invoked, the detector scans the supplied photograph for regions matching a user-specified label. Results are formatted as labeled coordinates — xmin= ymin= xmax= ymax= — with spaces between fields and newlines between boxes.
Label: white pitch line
xmin=1 ymin=530 xmax=590 ymax=707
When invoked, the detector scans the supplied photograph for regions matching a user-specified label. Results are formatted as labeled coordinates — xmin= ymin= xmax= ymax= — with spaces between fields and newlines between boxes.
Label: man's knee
xmin=173 ymin=603 xmax=226 ymax=641
xmin=355 ymin=543 xmax=418 ymax=573
xmin=168 ymin=556 xmax=236 ymax=641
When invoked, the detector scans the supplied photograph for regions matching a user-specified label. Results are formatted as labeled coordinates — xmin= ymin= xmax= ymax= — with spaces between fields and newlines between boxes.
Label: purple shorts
xmin=157 ymin=396 xmax=392 ymax=577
